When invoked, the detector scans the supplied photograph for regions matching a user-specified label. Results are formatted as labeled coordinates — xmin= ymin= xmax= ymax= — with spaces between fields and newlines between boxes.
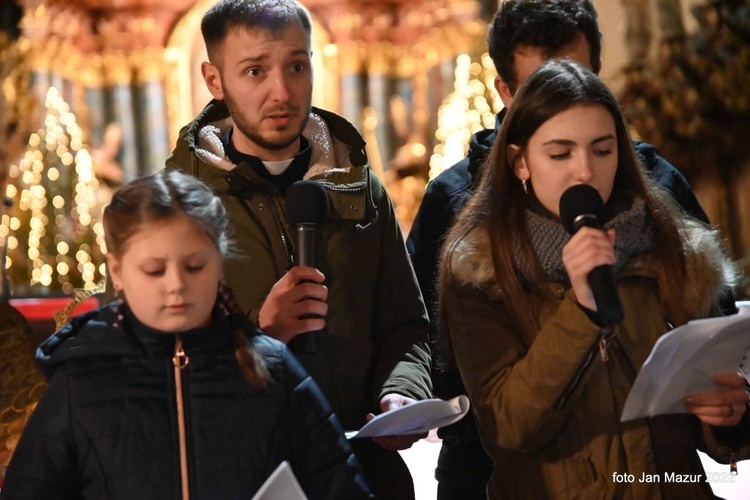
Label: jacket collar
xmin=36 ymin=302 xmax=236 ymax=380
xmin=467 ymin=109 xmax=505 ymax=180
xmin=180 ymin=101 xmax=375 ymax=222
xmin=448 ymin=216 xmax=736 ymax=318
xmin=185 ymin=100 xmax=367 ymax=178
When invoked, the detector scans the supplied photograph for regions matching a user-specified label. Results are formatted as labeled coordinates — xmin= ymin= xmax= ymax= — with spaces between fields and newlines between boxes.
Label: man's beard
xmin=224 ymin=93 xmax=310 ymax=153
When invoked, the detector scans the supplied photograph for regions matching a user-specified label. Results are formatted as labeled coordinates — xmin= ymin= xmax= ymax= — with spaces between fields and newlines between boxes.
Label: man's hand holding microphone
xmin=258 ymin=180 xmax=328 ymax=346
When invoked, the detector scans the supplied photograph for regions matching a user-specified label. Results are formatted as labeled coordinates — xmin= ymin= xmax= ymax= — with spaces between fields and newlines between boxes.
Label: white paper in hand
xmin=621 ymin=302 xmax=750 ymax=422
xmin=251 ymin=461 xmax=308 ymax=500
xmin=346 ymin=395 xmax=470 ymax=439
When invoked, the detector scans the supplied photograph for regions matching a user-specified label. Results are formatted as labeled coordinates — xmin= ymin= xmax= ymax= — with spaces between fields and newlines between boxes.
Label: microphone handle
xmin=294 ymin=224 xmax=321 ymax=353
xmin=588 ymin=264 xmax=624 ymax=326
xmin=294 ymin=224 xmax=319 ymax=268
xmin=572 ymin=217 xmax=624 ymax=325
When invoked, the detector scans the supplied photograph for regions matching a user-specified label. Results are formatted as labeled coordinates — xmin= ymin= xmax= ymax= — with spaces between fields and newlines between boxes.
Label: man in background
xmin=166 ymin=1 xmax=432 ymax=498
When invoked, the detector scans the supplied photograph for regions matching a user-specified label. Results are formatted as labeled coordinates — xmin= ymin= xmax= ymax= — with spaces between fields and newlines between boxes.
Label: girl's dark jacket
xmin=0 ymin=303 xmax=372 ymax=500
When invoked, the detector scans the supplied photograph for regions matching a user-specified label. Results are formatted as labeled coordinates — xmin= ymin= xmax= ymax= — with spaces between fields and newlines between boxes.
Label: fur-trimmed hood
xmin=447 ymin=217 xmax=738 ymax=317
xmin=193 ymin=109 xmax=362 ymax=178
xmin=166 ymin=100 xmax=377 ymax=223
xmin=168 ymin=99 xmax=369 ymax=180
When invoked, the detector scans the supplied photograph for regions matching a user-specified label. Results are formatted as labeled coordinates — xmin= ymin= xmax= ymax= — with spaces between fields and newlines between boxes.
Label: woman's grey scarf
xmin=513 ymin=196 xmax=654 ymax=284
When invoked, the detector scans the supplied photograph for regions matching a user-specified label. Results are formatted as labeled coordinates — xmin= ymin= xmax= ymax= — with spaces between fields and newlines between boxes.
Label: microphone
xmin=286 ymin=180 xmax=328 ymax=268
xmin=285 ymin=180 xmax=329 ymax=353
xmin=559 ymin=184 xmax=624 ymax=326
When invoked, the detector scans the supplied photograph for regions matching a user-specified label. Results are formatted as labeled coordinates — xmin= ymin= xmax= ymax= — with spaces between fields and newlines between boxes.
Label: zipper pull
xmin=598 ymin=326 xmax=614 ymax=362
xmin=172 ymin=336 xmax=191 ymax=500
xmin=598 ymin=338 xmax=609 ymax=362
xmin=172 ymin=338 xmax=190 ymax=369
xmin=730 ymin=452 xmax=738 ymax=476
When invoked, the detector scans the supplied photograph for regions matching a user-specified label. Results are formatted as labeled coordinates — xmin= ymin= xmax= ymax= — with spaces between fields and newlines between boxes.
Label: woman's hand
xmin=561 ymin=227 xmax=616 ymax=312
xmin=683 ymin=372 xmax=747 ymax=426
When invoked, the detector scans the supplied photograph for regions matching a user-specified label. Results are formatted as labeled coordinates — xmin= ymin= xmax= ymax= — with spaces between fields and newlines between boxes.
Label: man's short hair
xmin=488 ymin=0 xmax=602 ymax=94
xmin=201 ymin=0 xmax=312 ymax=63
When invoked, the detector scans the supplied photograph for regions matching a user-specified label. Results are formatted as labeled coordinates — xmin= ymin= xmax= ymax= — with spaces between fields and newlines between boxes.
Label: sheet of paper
xmin=346 ymin=395 xmax=470 ymax=439
xmin=621 ymin=302 xmax=750 ymax=422
xmin=251 ymin=461 xmax=307 ymax=500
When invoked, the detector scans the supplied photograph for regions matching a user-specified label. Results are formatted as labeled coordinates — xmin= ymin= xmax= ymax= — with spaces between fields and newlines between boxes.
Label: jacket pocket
xmin=539 ymin=450 xmax=600 ymax=499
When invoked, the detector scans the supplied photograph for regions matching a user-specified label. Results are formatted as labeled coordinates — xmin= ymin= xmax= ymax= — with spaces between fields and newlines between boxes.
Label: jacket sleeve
xmin=280 ymin=348 xmax=373 ymax=499
xmin=368 ymin=174 xmax=432 ymax=405
xmin=698 ymin=411 xmax=750 ymax=465
xmin=0 ymin=368 xmax=79 ymax=499
xmin=634 ymin=140 xmax=709 ymax=224
xmin=406 ymin=174 xmax=470 ymax=404
xmin=406 ymin=177 xmax=454 ymax=328
xmin=442 ymin=268 xmax=606 ymax=453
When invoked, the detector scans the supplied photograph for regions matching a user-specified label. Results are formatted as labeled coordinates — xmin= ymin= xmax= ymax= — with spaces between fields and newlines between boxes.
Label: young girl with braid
xmin=1 ymin=169 xmax=371 ymax=499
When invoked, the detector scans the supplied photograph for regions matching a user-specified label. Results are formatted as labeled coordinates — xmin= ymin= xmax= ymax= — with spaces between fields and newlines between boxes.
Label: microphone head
xmin=285 ymin=180 xmax=329 ymax=226
xmin=559 ymin=184 xmax=606 ymax=234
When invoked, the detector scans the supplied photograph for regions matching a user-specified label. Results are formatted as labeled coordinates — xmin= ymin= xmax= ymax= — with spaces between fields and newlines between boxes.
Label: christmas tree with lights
xmin=1 ymin=87 xmax=106 ymax=297
xmin=429 ymin=52 xmax=504 ymax=180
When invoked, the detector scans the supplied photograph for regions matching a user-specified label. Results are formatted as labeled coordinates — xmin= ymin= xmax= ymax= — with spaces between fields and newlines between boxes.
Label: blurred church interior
xmin=1 ymin=0 xmax=749 ymax=487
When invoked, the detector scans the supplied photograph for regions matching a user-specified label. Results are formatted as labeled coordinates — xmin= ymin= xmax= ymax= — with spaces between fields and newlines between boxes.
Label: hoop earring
xmin=522 ymin=177 xmax=528 ymax=194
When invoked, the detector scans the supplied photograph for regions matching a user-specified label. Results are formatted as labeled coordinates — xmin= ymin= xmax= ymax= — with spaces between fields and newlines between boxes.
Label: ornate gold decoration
xmin=1 ymin=32 xmax=33 ymax=187
xmin=23 ymin=37 xmax=52 ymax=73
xmin=0 ymin=302 xmax=47 ymax=471
xmin=53 ymin=279 xmax=106 ymax=330
xmin=619 ymin=0 xmax=750 ymax=283
xmin=392 ymin=46 xmax=416 ymax=79
xmin=327 ymin=9 xmax=364 ymax=43
xmin=622 ymin=0 xmax=652 ymax=68
xmin=336 ymin=40 xmax=365 ymax=75
xmin=102 ymin=51 xmax=133 ymax=87
xmin=77 ymin=54 xmax=104 ymax=88
xmin=361 ymin=106 xmax=384 ymax=178
xmin=133 ymin=47 xmax=166 ymax=84
xmin=366 ymin=42 xmax=394 ymax=76
xmin=655 ymin=0 xmax=685 ymax=40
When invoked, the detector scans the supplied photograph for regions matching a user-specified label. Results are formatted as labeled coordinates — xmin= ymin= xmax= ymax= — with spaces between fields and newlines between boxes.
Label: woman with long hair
xmin=439 ymin=59 xmax=748 ymax=498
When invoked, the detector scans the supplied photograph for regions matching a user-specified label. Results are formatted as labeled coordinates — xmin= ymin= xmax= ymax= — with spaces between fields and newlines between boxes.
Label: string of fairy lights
xmin=429 ymin=52 xmax=503 ymax=180
xmin=2 ymin=87 xmax=106 ymax=295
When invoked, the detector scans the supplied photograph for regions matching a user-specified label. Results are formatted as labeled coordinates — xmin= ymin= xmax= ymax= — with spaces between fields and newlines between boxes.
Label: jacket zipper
xmin=172 ymin=338 xmax=190 ymax=500
xmin=554 ymin=326 xmax=616 ymax=409
xmin=266 ymin=193 xmax=294 ymax=266
xmin=598 ymin=326 xmax=615 ymax=362
xmin=225 ymin=172 xmax=293 ymax=269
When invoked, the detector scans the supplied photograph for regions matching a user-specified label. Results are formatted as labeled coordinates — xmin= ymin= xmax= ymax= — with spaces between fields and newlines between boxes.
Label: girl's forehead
xmin=121 ymin=216 xmax=213 ymax=253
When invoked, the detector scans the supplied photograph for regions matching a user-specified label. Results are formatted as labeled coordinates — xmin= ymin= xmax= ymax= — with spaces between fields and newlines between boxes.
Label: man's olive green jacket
xmin=166 ymin=101 xmax=431 ymax=429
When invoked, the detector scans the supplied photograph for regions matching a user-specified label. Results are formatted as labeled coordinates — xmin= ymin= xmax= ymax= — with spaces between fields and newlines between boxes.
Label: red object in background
xmin=9 ymin=296 xmax=100 ymax=321
xmin=8 ymin=296 xmax=102 ymax=345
